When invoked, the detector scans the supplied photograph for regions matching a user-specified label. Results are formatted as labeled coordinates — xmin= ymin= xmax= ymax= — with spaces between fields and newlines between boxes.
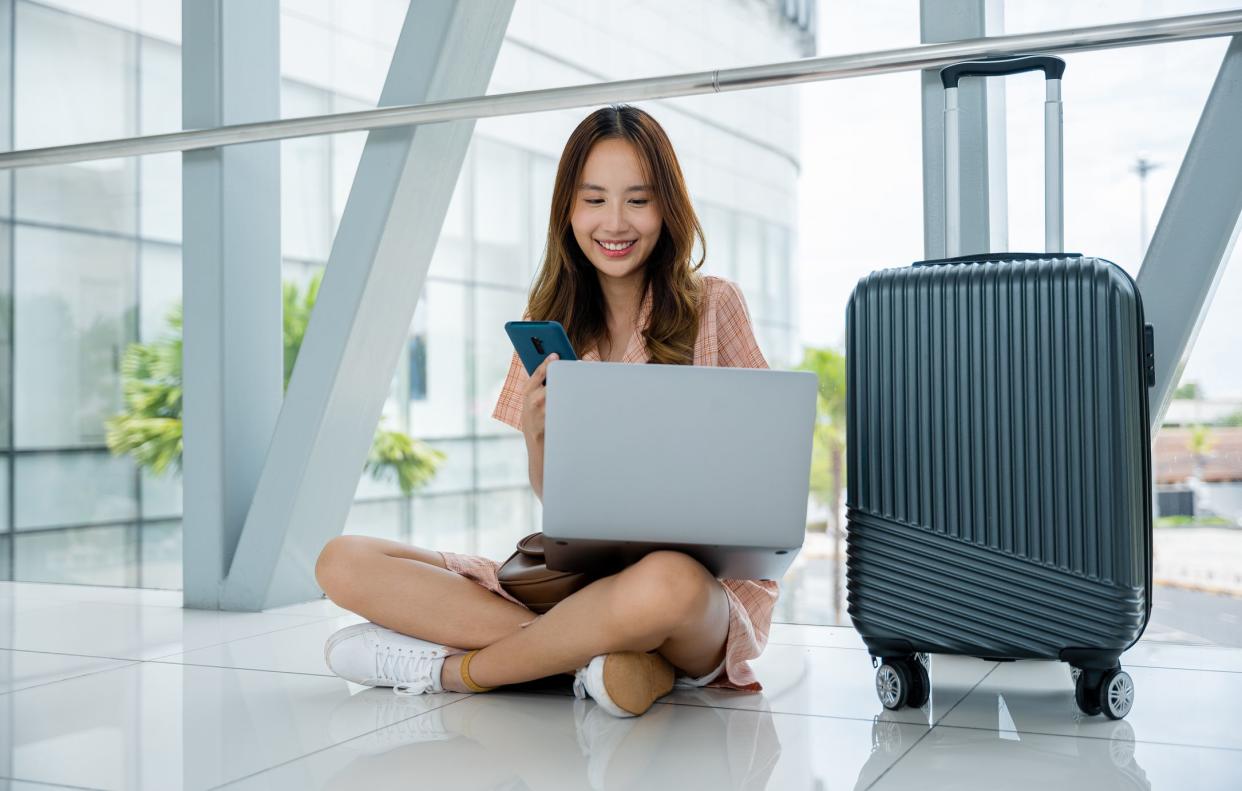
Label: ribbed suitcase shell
xmin=845 ymin=255 xmax=1152 ymax=662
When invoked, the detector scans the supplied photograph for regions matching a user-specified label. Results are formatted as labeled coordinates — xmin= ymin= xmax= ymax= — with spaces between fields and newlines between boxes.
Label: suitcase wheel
xmin=1073 ymin=666 xmax=1134 ymax=720
xmin=875 ymin=656 xmax=930 ymax=711
xmin=1099 ymin=669 xmax=1135 ymax=720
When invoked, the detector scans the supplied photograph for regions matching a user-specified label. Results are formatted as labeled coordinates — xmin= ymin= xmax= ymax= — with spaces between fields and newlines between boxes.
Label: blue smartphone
xmin=505 ymin=320 xmax=578 ymax=376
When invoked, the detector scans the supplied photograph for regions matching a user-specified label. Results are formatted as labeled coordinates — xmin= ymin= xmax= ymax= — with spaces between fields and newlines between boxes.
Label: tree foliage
xmin=1174 ymin=381 xmax=1202 ymax=400
xmin=106 ymin=272 xmax=443 ymax=496
xmin=797 ymin=347 xmax=848 ymax=532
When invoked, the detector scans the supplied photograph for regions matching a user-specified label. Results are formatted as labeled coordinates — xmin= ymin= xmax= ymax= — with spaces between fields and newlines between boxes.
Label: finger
xmin=536 ymin=353 xmax=559 ymax=374
xmin=534 ymin=353 xmax=559 ymax=384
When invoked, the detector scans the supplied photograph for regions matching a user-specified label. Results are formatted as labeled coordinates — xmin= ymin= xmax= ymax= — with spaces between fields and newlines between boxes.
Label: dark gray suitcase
xmin=844 ymin=56 xmax=1155 ymax=720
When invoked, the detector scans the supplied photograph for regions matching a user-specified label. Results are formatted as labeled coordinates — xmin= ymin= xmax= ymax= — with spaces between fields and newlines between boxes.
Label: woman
xmin=315 ymin=105 xmax=778 ymax=718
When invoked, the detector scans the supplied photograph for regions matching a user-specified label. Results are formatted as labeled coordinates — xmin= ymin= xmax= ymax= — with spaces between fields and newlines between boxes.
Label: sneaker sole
xmin=323 ymin=623 xmax=376 ymax=679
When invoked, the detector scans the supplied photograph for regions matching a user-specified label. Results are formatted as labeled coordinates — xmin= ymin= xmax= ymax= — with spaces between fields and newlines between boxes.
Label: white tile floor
xmin=0 ymin=582 xmax=1238 ymax=790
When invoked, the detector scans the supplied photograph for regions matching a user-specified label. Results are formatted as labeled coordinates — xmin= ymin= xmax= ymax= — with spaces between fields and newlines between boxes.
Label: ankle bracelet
xmin=458 ymin=649 xmax=495 ymax=693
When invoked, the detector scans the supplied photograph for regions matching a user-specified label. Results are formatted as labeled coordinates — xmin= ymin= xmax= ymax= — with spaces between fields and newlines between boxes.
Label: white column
xmin=180 ymin=0 xmax=281 ymax=608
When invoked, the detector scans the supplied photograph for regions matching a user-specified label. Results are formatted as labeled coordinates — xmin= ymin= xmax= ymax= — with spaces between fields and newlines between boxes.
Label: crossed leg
xmin=314 ymin=536 xmax=730 ymax=689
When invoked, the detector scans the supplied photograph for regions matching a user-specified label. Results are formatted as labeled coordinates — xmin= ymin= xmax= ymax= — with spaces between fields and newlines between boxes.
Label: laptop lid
xmin=542 ymin=362 xmax=817 ymax=552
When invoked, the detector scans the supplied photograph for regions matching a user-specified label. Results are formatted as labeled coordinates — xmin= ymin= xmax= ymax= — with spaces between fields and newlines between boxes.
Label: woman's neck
xmin=596 ymin=270 xmax=645 ymax=331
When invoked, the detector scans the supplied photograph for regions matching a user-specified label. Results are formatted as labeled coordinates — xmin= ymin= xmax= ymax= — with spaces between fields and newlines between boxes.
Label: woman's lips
xmin=596 ymin=239 xmax=636 ymax=258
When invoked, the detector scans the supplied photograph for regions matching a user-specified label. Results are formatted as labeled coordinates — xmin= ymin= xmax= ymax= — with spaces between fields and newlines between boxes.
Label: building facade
xmin=0 ymin=0 xmax=811 ymax=588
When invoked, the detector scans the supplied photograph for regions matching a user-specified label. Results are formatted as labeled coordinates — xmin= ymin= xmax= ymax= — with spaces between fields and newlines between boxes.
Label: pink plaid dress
xmin=441 ymin=275 xmax=779 ymax=691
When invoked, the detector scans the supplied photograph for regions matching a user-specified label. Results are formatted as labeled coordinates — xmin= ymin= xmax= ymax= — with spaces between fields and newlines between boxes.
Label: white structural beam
xmin=1138 ymin=35 xmax=1242 ymax=431
xmin=181 ymin=0 xmax=282 ymax=609
xmin=921 ymin=0 xmax=1009 ymax=258
xmin=216 ymin=1 xmax=515 ymax=611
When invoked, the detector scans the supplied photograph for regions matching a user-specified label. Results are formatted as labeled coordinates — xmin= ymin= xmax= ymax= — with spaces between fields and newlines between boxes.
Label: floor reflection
xmin=309 ymin=688 xmax=782 ymax=790
xmin=857 ymin=705 xmax=1148 ymax=791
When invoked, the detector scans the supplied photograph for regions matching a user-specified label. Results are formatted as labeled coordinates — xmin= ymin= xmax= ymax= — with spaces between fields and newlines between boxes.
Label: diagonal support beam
xmin=1138 ymin=35 xmax=1242 ymax=431
xmin=215 ymin=1 xmax=515 ymax=611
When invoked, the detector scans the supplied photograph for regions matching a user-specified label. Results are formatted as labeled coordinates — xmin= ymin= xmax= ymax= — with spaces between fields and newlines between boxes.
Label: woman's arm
xmin=520 ymin=353 xmax=559 ymax=502
xmin=524 ymin=431 xmax=545 ymax=501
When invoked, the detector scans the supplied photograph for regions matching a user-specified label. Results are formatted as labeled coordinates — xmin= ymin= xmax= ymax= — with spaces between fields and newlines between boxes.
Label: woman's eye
xmin=629 ymin=199 xmax=649 ymax=206
xmin=584 ymin=198 xmax=604 ymax=205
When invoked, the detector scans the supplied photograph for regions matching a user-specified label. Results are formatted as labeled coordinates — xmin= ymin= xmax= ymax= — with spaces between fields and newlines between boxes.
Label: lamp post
xmin=1133 ymin=156 xmax=1162 ymax=256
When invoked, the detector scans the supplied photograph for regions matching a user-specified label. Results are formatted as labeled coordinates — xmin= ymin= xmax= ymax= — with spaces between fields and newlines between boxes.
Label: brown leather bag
xmin=497 ymin=532 xmax=595 ymax=613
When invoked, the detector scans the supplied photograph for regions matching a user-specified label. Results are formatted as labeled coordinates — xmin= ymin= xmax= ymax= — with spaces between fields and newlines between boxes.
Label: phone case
xmin=505 ymin=320 xmax=578 ymax=375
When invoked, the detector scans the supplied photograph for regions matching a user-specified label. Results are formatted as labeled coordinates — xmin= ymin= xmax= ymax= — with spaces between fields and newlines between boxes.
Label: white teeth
xmin=599 ymin=240 xmax=634 ymax=251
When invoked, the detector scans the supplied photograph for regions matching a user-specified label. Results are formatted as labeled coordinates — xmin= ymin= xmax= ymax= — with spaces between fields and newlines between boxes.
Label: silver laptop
xmin=541 ymin=361 xmax=817 ymax=580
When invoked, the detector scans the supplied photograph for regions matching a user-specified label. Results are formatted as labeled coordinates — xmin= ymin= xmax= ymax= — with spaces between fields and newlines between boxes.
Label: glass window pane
xmin=528 ymin=155 xmax=557 ymax=277
xmin=476 ymin=489 xmax=534 ymax=562
xmin=698 ymin=204 xmax=735 ymax=281
xmin=408 ymin=281 xmax=469 ymax=439
xmin=343 ymin=499 xmax=405 ymax=542
xmin=411 ymin=493 xmax=473 ymax=555
xmin=138 ymin=38 xmax=181 ymax=242
xmin=418 ymin=438 xmax=473 ymax=495
xmin=15 ymin=451 xmax=138 ymax=530
xmin=139 ymin=30 xmax=178 ymax=134
xmin=476 ymin=436 xmax=527 ymax=489
xmin=281 ymin=82 xmax=333 ymax=262
xmin=0 ymin=221 xmax=11 ymax=448
xmin=354 ymin=461 xmax=401 ymax=500
xmin=139 ymin=242 xmax=180 ymax=343
xmin=138 ymin=152 xmax=181 ymax=243
xmin=15 ymin=3 xmax=138 ymax=235
xmin=735 ymin=214 xmax=764 ymax=314
xmin=15 ymin=2 xmax=136 ymax=147
xmin=427 ymin=169 xmax=471 ymax=281
xmin=141 ymin=520 xmax=181 ymax=590
xmin=15 ymin=226 xmax=137 ymax=448
xmin=140 ymin=467 xmax=181 ymax=521
xmin=14 ymin=524 xmax=138 ymax=586
xmin=474 ymin=286 xmax=527 ymax=437
xmin=0 ymin=457 xmax=8 ymax=532
xmin=473 ymin=139 xmax=530 ymax=288
xmin=763 ymin=223 xmax=787 ymax=323
xmin=139 ymin=33 xmax=179 ymax=135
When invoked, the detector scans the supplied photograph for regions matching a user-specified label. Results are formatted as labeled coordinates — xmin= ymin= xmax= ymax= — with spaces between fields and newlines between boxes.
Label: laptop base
xmin=541 ymin=536 xmax=799 ymax=582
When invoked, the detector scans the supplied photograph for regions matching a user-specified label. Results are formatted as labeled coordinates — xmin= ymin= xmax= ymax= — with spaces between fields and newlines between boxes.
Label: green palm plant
xmin=106 ymin=271 xmax=443 ymax=495
xmin=797 ymin=347 xmax=848 ymax=535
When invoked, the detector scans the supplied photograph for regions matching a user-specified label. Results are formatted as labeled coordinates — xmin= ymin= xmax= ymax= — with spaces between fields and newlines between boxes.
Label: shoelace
xmin=374 ymin=645 xmax=437 ymax=696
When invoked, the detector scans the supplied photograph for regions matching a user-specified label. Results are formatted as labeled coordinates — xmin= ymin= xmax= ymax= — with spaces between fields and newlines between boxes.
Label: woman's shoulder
xmin=699 ymin=275 xmax=749 ymax=316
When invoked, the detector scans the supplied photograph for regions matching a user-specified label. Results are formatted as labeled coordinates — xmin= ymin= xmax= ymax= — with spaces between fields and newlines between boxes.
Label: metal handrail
xmin=2 ymin=8 xmax=1240 ymax=170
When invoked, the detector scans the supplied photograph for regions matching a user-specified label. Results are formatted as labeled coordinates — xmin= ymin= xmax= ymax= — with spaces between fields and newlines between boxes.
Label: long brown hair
xmin=526 ymin=105 xmax=705 ymax=365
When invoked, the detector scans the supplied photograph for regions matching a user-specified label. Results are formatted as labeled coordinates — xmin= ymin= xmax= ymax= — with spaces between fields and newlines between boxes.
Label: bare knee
xmin=611 ymin=551 xmax=716 ymax=632
xmin=315 ymin=535 xmax=371 ymax=603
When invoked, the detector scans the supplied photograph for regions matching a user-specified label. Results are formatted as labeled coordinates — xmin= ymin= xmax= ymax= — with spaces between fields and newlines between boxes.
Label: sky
xmin=796 ymin=0 xmax=1242 ymax=399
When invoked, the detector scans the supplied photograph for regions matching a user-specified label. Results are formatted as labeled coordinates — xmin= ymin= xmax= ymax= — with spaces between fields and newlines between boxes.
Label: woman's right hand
xmin=521 ymin=353 xmax=559 ymax=443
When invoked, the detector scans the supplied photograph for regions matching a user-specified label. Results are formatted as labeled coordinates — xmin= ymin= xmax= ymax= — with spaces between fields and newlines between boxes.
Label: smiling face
xmin=570 ymin=138 xmax=664 ymax=286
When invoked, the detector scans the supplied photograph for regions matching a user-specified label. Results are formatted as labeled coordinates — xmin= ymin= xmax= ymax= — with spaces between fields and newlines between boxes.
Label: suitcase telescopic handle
xmin=939 ymin=55 xmax=1066 ymax=89
xmin=940 ymin=54 xmax=1066 ymax=258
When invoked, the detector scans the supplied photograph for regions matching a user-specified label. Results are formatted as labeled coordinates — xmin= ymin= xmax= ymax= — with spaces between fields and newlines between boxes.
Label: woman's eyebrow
xmin=579 ymin=182 xmax=653 ymax=193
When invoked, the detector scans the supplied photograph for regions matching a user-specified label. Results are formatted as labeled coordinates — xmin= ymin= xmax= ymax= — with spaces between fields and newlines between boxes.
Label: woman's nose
xmin=603 ymin=203 xmax=627 ymax=232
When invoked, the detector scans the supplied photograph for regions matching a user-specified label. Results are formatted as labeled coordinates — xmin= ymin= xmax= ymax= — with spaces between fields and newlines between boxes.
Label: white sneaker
xmin=323 ymin=622 xmax=461 ymax=695
xmin=572 ymin=651 xmax=675 ymax=718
